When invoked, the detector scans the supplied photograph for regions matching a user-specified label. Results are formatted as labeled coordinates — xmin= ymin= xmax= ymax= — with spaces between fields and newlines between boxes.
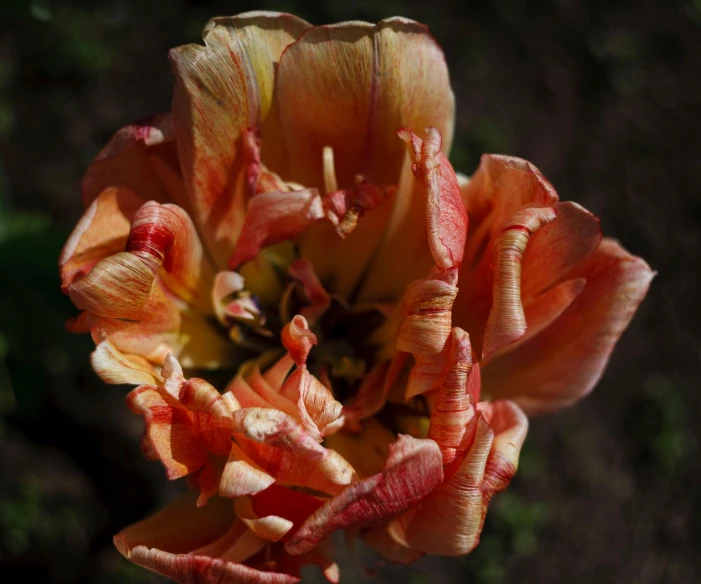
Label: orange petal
xmin=281 ymin=315 xmax=317 ymax=367
xmin=114 ymin=492 xmax=297 ymax=583
xmin=59 ymin=187 xmax=143 ymax=288
xmin=285 ymin=435 xmax=443 ymax=555
xmin=170 ymin=12 xmax=310 ymax=265
xmin=65 ymin=201 xmax=229 ymax=367
xmin=482 ymin=238 xmax=654 ymax=414
xmin=280 ymin=18 xmax=454 ymax=298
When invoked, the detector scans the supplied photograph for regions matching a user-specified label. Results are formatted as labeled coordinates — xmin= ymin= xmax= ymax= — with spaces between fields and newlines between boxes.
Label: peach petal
xmin=170 ymin=12 xmax=311 ymax=265
xmin=220 ymin=442 xmax=276 ymax=498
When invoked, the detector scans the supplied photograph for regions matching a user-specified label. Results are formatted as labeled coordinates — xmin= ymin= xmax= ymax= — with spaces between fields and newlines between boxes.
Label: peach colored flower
xmin=59 ymin=11 xmax=653 ymax=583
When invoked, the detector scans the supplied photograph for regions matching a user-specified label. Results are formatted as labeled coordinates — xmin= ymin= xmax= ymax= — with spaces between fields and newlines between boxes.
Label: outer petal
xmin=285 ymin=435 xmax=443 ymax=555
xmin=90 ymin=330 xmax=163 ymax=386
xmin=81 ymin=114 xmax=188 ymax=209
xmin=454 ymin=154 xmax=561 ymax=355
xmin=482 ymin=238 xmax=654 ymax=413
xmin=389 ymin=401 xmax=527 ymax=556
xmin=114 ymin=493 xmax=297 ymax=584
xmin=427 ymin=328 xmax=478 ymax=465
xmin=170 ymin=12 xmax=311 ymax=265
xmin=59 ymin=187 xmax=143 ymax=288
xmin=280 ymin=18 xmax=454 ymax=297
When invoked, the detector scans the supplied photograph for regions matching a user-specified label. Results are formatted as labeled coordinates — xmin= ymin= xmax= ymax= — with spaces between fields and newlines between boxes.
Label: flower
xmin=59 ymin=11 xmax=653 ymax=583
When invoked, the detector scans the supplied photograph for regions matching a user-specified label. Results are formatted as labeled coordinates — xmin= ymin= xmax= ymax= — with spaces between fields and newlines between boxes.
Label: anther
xmin=322 ymin=146 xmax=338 ymax=194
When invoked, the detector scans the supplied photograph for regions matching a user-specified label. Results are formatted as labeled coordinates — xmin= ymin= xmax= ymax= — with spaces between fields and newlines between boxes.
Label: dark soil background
xmin=0 ymin=1 xmax=699 ymax=582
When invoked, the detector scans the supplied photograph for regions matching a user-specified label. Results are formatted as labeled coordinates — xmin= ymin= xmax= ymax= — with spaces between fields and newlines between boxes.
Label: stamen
xmin=322 ymin=146 xmax=338 ymax=194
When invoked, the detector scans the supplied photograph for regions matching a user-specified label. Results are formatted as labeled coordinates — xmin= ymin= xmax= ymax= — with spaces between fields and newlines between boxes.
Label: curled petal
xmin=482 ymin=239 xmax=654 ymax=414
xmin=285 ymin=435 xmax=443 ymax=555
xmin=228 ymin=189 xmax=324 ymax=269
xmin=114 ymin=492 xmax=297 ymax=584
xmin=427 ymin=328 xmax=478 ymax=465
xmin=482 ymin=202 xmax=602 ymax=357
xmin=395 ymin=276 xmax=458 ymax=398
xmin=342 ymin=361 xmax=391 ymax=425
xmin=281 ymin=315 xmax=317 ymax=367
xmin=236 ymin=436 xmax=356 ymax=496
xmin=482 ymin=207 xmax=557 ymax=356
xmin=399 ymin=127 xmax=467 ymax=270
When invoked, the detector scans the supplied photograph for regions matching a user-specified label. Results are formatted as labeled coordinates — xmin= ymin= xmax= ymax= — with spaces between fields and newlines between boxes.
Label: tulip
xmin=60 ymin=11 xmax=653 ymax=582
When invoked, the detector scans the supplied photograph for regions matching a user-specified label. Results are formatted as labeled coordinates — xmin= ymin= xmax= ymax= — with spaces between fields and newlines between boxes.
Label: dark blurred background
xmin=0 ymin=0 xmax=699 ymax=582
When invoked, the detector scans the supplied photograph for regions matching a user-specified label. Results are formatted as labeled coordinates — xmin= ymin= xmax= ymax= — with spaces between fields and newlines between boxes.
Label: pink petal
xmin=285 ymin=435 xmax=443 ymax=555
xmin=228 ymin=189 xmax=324 ymax=269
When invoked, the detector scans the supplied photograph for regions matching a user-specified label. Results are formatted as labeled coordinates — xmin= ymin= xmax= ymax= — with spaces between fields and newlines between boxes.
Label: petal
xmin=482 ymin=238 xmax=654 ymax=414
xmin=228 ymin=189 xmax=324 ymax=269
xmin=361 ymin=525 xmax=425 ymax=564
xmin=220 ymin=442 xmax=276 ymax=498
xmin=59 ymin=187 xmax=143 ymax=288
xmin=395 ymin=273 xmax=459 ymax=398
xmin=82 ymin=114 xmax=186 ymax=208
xmin=281 ymin=315 xmax=317 ymax=367
xmin=281 ymin=367 xmax=344 ymax=439
xmin=126 ymin=385 xmax=208 ymax=480
xmin=280 ymin=18 xmax=454 ymax=298
xmin=170 ymin=12 xmax=310 ymax=265
xmin=65 ymin=201 xmax=230 ymax=367
xmin=114 ymin=492 xmax=296 ymax=584
xmin=285 ymin=435 xmax=443 ymax=555
xmin=398 ymin=128 xmax=467 ymax=270
xmin=90 ymin=330 xmax=163 ymax=386
xmin=278 ymin=19 xmax=453 ymax=193
xmin=427 ymin=328 xmax=478 ymax=465
xmin=389 ymin=401 xmax=527 ymax=556
xmin=234 ymin=496 xmax=294 ymax=542
xmin=231 ymin=407 xmax=357 ymax=494
xmin=323 ymin=417 xmax=396 ymax=479
xmin=481 ymin=206 xmax=558 ymax=356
